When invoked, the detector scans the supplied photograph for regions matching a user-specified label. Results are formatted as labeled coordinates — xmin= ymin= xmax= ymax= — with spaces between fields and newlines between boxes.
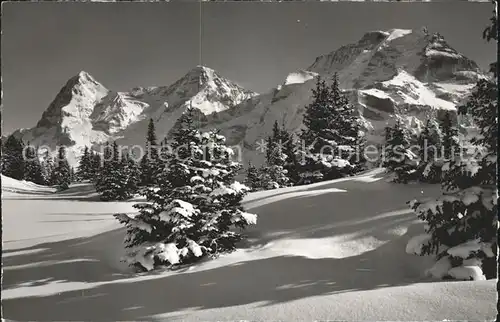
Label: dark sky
xmin=2 ymin=2 xmax=496 ymax=134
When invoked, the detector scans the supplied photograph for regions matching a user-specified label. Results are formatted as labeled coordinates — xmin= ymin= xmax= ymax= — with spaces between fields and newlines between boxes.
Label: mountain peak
xmin=34 ymin=70 xmax=109 ymax=130
xmin=307 ymin=27 xmax=482 ymax=88
xmin=78 ymin=70 xmax=91 ymax=78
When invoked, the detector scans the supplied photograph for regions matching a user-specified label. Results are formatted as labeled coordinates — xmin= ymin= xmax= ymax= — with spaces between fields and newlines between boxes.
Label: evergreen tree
xmin=407 ymin=12 xmax=497 ymax=280
xmin=440 ymin=112 xmax=460 ymax=161
xmin=23 ymin=143 xmax=45 ymax=184
xmin=382 ymin=119 xmax=418 ymax=183
xmin=76 ymin=146 xmax=92 ymax=181
xmin=439 ymin=112 xmax=468 ymax=189
xmin=69 ymin=167 xmax=76 ymax=183
xmin=281 ymin=130 xmax=301 ymax=184
xmin=95 ymin=141 xmax=133 ymax=201
xmin=244 ymin=162 xmax=261 ymax=191
xmin=416 ymin=119 xmax=443 ymax=183
xmin=114 ymin=108 xmax=257 ymax=271
xmin=260 ymin=120 xmax=290 ymax=189
xmin=123 ymin=152 xmax=141 ymax=197
xmin=1 ymin=135 xmax=25 ymax=180
xmin=259 ymin=165 xmax=289 ymax=190
xmin=139 ymin=118 xmax=159 ymax=186
xmin=40 ymin=149 xmax=55 ymax=185
xmin=298 ymin=74 xmax=361 ymax=184
xmin=51 ymin=146 xmax=71 ymax=190
xmin=90 ymin=150 xmax=102 ymax=180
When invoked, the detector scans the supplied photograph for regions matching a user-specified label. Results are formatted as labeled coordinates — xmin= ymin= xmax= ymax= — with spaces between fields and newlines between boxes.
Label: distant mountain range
xmin=8 ymin=28 xmax=487 ymax=167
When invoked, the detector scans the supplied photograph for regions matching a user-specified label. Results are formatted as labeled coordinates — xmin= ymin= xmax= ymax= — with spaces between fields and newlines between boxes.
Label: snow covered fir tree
xmin=244 ymin=162 xmax=261 ymax=191
xmin=23 ymin=143 xmax=45 ymax=185
xmin=298 ymin=74 xmax=365 ymax=184
xmin=139 ymin=118 xmax=160 ymax=187
xmin=415 ymin=117 xmax=443 ymax=183
xmin=76 ymin=146 xmax=105 ymax=183
xmin=1 ymin=135 xmax=25 ymax=180
xmin=259 ymin=121 xmax=292 ymax=189
xmin=382 ymin=119 xmax=418 ymax=183
xmin=406 ymin=13 xmax=498 ymax=281
xmin=50 ymin=146 xmax=71 ymax=191
xmin=95 ymin=141 xmax=139 ymax=201
xmin=114 ymin=108 xmax=257 ymax=271
xmin=76 ymin=146 xmax=93 ymax=181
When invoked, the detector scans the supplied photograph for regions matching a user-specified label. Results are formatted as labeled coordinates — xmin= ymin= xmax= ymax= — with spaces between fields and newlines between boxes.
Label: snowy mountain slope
xmin=207 ymin=28 xmax=486 ymax=163
xmin=11 ymin=66 xmax=257 ymax=166
xmin=2 ymin=169 xmax=496 ymax=320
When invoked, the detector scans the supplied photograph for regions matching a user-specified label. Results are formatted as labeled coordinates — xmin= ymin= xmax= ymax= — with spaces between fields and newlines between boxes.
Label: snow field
xmin=1 ymin=170 xmax=496 ymax=320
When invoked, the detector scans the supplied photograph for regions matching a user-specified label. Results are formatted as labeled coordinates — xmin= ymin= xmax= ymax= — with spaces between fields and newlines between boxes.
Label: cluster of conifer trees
xmin=1 ymin=136 xmax=73 ymax=190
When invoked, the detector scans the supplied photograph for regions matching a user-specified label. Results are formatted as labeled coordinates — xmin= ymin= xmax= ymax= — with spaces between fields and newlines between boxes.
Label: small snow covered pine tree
xmin=382 ymin=119 xmax=418 ymax=183
xmin=76 ymin=146 xmax=93 ymax=181
xmin=40 ymin=149 xmax=54 ymax=185
xmin=260 ymin=120 xmax=290 ymax=189
xmin=51 ymin=146 xmax=71 ymax=190
xmin=122 ymin=152 xmax=140 ymax=197
xmin=1 ymin=135 xmax=25 ymax=180
xmin=70 ymin=167 xmax=76 ymax=183
xmin=244 ymin=162 xmax=261 ymax=191
xmin=416 ymin=118 xmax=443 ymax=183
xmin=281 ymin=130 xmax=301 ymax=184
xmin=95 ymin=141 xmax=133 ymax=201
xmin=139 ymin=118 xmax=159 ymax=186
xmin=95 ymin=142 xmax=114 ymax=199
xmin=440 ymin=112 xmax=461 ymax=161
xmin=407 ymin=78 xmax=498 ymax=281
xmin=298 ymin=74 xmax=360 ymax=184
xmin=23 ymin=143 xmax=45 ymax=185
xmin=90 ymin=150 xmax=102 ymax=181
xmin=114 ymin=108 xmax=257 ymax=271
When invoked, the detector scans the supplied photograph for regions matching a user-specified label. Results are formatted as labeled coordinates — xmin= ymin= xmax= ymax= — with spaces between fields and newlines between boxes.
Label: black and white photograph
xmin=1 ymin=1 xmax=498 ymax=320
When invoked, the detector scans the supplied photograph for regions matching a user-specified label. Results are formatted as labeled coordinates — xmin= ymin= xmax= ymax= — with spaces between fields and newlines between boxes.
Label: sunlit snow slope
xmin=2 ymin=169 xmax=496 ymax=321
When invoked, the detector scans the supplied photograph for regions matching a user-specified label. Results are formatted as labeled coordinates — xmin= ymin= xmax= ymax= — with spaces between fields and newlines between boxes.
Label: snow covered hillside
xmin=1 ymin=174 xmax=56 ymax=195
xmin=2 ymin=169 xmax=496 ymax=320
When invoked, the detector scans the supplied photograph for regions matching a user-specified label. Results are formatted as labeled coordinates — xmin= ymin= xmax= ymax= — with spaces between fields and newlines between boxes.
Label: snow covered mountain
xmin=11 ymin=71 xmax=112 ymax=165
xmin=11 ymin=66 xmax=257 ymax=166
xmin=9 ymin=28 xmax=486 ymax=167
xmin=205 ymin=28 xmax=487 ymax=165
